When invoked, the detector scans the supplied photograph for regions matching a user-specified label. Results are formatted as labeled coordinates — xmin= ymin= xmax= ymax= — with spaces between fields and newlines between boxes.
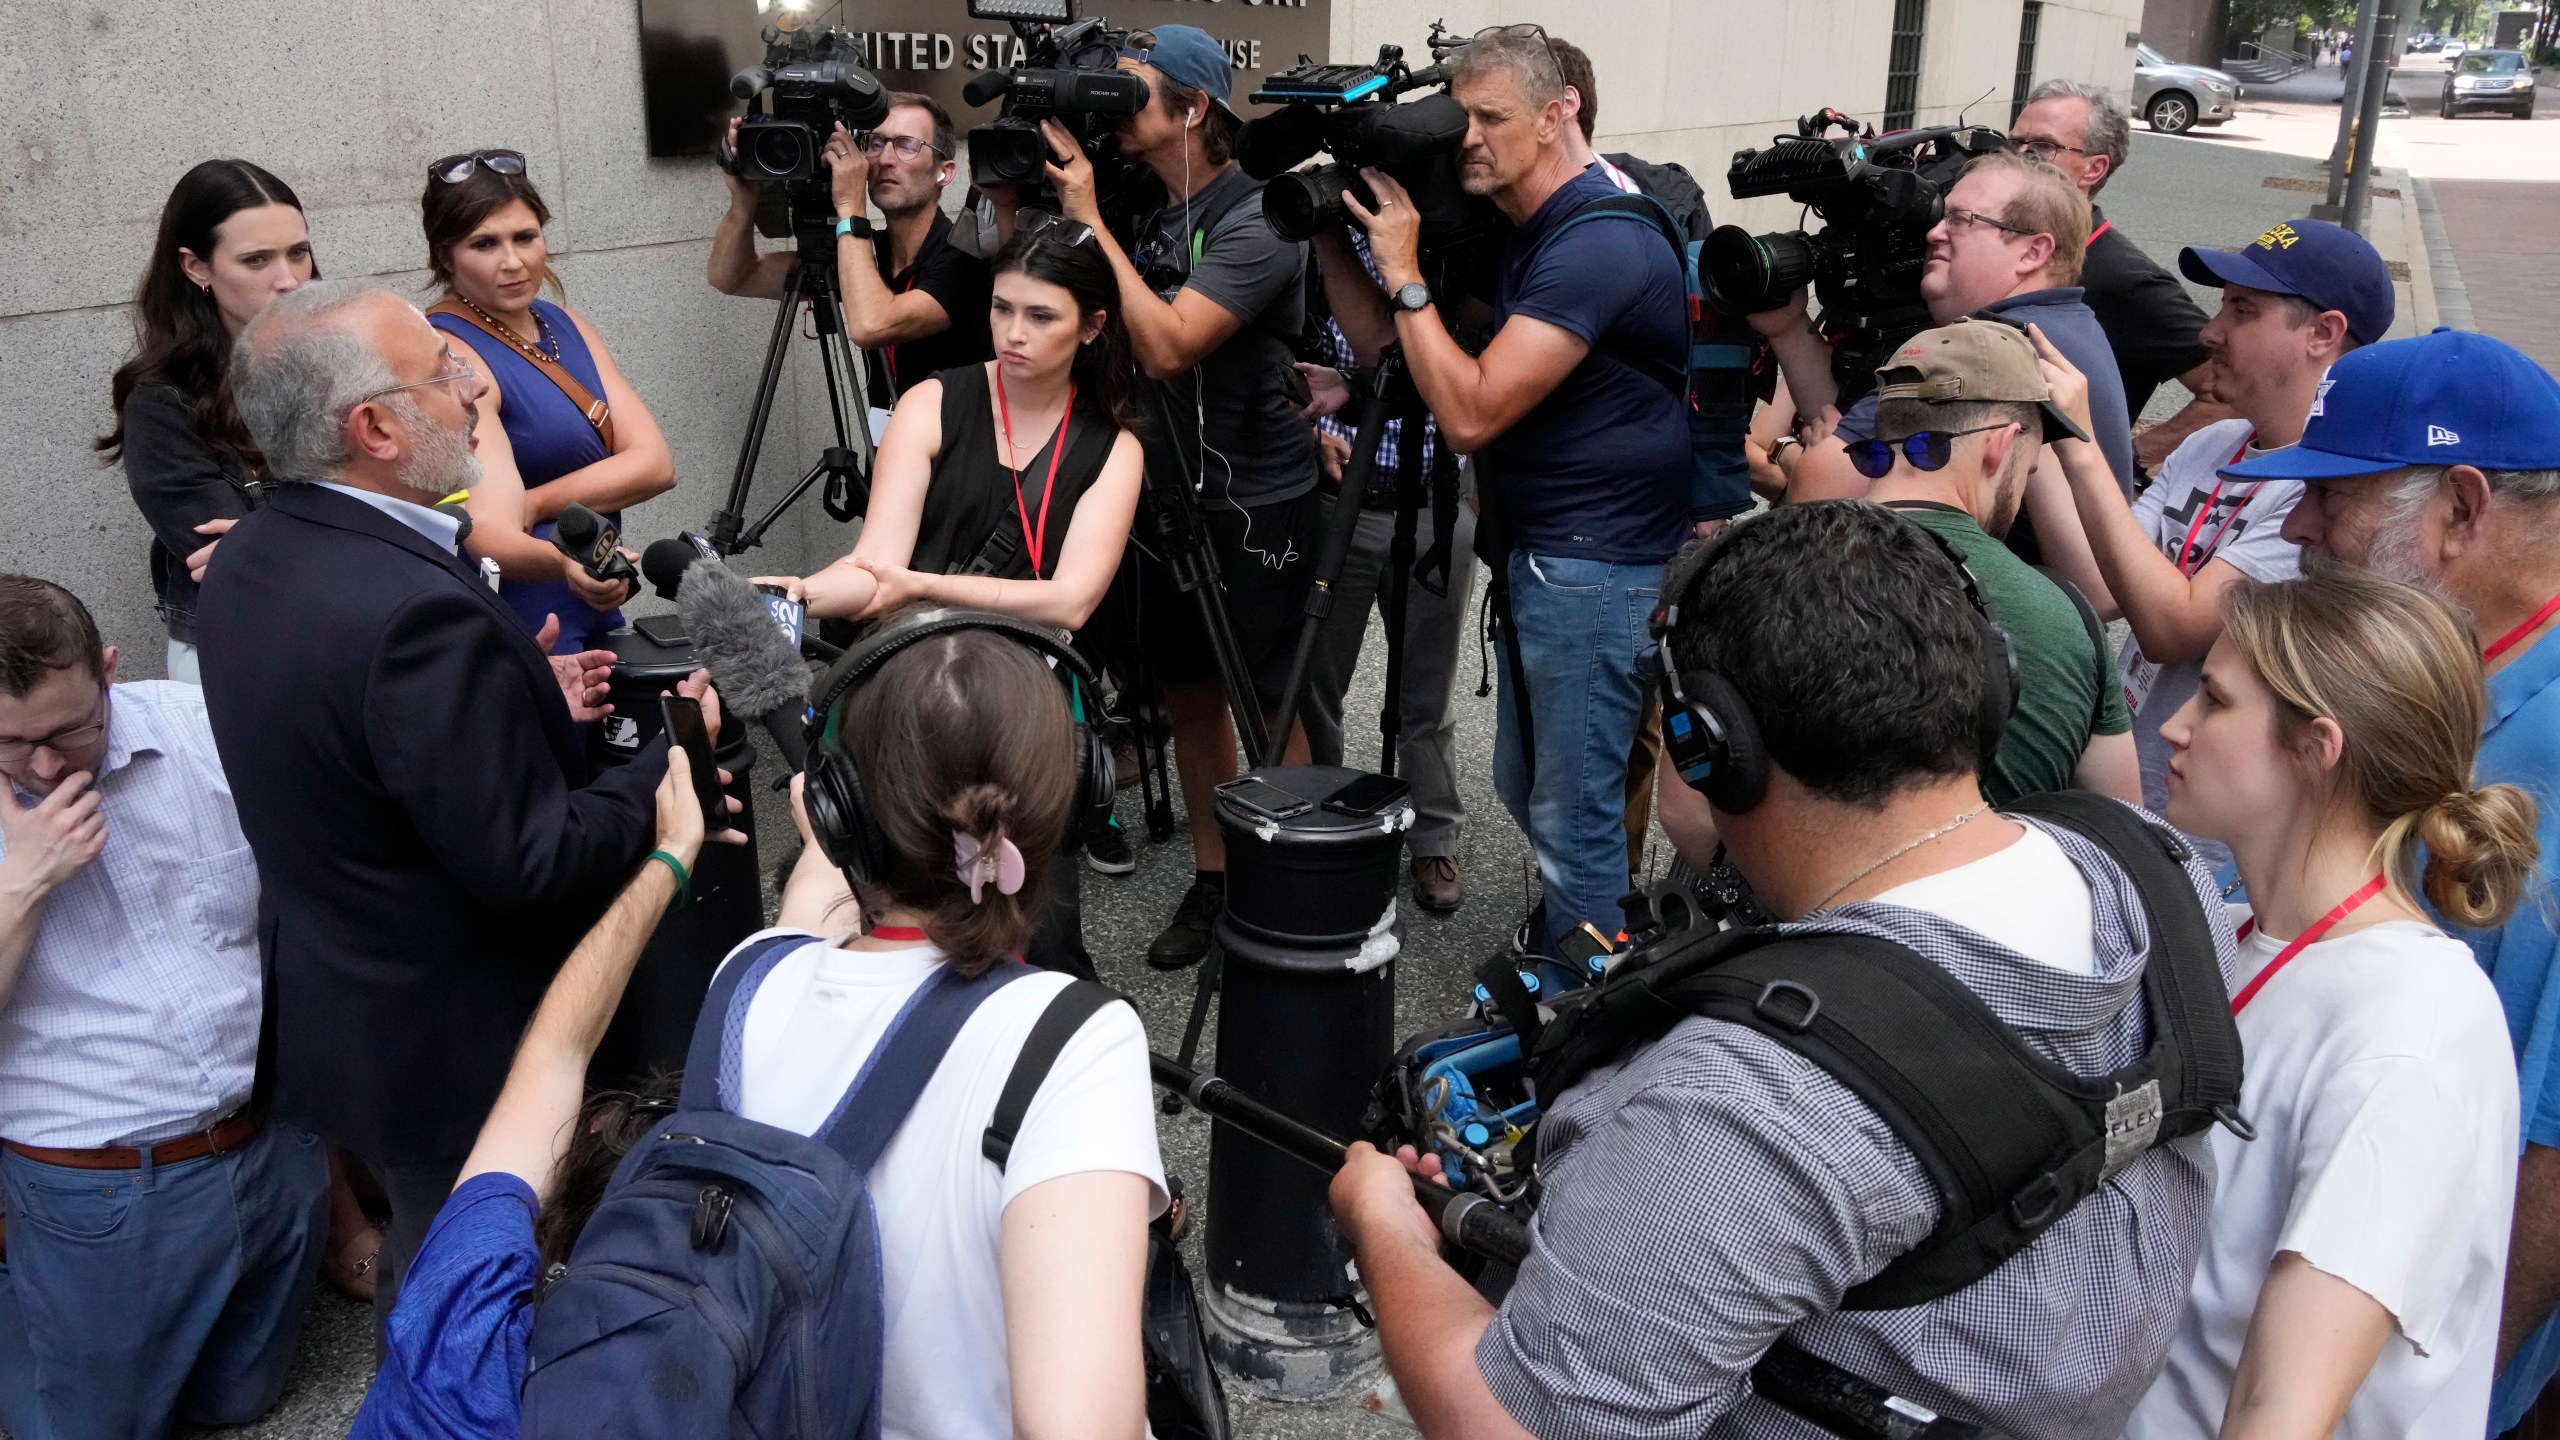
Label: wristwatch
xmin=834 ymin=214 xmax=876 ymax=240
xmin=1394 ymin=281 xmax=1432 ymax=313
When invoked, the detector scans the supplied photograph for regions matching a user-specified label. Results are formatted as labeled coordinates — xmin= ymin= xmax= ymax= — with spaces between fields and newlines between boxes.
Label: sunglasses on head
xmin=1845 ymin=423 xmax=2015 ymax=480
xmin=428 ymin=149 xmax=527 ymax=185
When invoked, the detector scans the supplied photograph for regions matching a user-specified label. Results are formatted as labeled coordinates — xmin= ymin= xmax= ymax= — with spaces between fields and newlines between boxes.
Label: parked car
xmin=2134 ymin=42 xmax=2243 ymax=133
xmin=2442 ymin=37 xmax=2470 ymax=58
xmin=2442 ymin=48 xmax=2537 ymax=117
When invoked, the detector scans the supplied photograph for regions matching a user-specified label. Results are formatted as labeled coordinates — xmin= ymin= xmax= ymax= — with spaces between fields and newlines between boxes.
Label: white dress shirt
xmin=315 ymin=481 xmax=465 ymax=552
xmin=0 ymin=681 xmax=263 ymax=1147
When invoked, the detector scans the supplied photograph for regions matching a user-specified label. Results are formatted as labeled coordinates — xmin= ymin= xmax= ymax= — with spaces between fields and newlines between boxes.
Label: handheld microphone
xmin=676 ymin=559 xmax=814 ymax=773
xmin=552 ymin=504 xmax=639 ymax=589
xmin=641 ymin=532 xmax=719 ymax=601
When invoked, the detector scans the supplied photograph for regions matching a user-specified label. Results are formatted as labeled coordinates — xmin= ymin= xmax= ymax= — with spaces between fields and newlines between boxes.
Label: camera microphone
xmin=962 ymin=70 xmax=1013 ymax=108
xmin=552 ymin=504 xmax=639 ymax=589
xmin=676 ymin=559 xmax=813 ymax=773
xmin=641 ymin=533 xmax=720 ymax=601
xmin=728 ymin=64 xmax=772 ymax=102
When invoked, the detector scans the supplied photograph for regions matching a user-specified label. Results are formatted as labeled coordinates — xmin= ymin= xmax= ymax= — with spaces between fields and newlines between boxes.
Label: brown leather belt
xmin=3 ymin=1112 xmax=260 ymax=1171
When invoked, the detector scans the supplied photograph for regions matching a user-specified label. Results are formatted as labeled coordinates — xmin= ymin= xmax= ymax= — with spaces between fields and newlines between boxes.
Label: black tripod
xmin=706 ymin=219 xmax=876 ymax=557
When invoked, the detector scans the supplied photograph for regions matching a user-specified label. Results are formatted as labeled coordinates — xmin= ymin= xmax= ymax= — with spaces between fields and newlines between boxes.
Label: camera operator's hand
xmin=2025 ymin=323 xmax=2097 ymax=441
xmin=1342 ymin=168 xmax=1424 ymax=291
xmin=1038 ymin=119 xmax=1103 ymax=231
xmin=719 ymin=118 xmax=762 ymax=212
xmin=1294 ymin=361 xmax=1352 ymax=420
xmin=1746 ymin=287 xmax=1812 ymax=342
xmin=825 ymin=122 xmax=870 ymax=220
xmin=1330 ymin=1141 xmax=1447 ymax=1260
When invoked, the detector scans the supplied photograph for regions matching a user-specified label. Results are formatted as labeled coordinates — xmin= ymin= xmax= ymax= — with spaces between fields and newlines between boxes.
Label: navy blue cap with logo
xmin=2224 ymin=327 xmax=2560 ymax=481
xmin=2177 ymin=217 xmax=2396 ymax=347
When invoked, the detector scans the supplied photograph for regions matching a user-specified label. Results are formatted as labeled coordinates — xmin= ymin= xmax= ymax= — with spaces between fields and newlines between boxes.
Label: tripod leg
xmin=1380 ymin=424 xmax=1426 ymax=778
xmin=709 ymin=267 xmax=809 ymax=554
xmin=1262 ymin=387 xmax=1398 ymax=769
xmin=1140 ymin=383 xmax=1273 ymax=764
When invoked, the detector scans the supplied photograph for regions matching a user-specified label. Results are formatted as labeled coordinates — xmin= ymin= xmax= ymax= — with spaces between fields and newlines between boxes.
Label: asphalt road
xmin=161 ymin=120 xmax=2466 ymax=1440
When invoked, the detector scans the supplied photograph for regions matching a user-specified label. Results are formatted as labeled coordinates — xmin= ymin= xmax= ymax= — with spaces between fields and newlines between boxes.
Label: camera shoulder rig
xmin=1521 ymin=789 xmax=2246 ymax=1310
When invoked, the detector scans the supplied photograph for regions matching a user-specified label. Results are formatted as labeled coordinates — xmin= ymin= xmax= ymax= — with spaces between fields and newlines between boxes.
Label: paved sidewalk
xmin=2422 ymin=179 xmax=2560 ymax=371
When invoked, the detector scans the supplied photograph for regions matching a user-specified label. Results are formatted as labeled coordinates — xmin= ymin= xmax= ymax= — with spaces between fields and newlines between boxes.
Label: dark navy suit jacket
xmin=196 ymin=482 xmax=663 ymax=1164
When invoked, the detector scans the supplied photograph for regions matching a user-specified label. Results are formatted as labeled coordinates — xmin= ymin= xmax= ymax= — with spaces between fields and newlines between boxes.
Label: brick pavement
xmin=2426 ymin=179 xmax=2560 ymax=372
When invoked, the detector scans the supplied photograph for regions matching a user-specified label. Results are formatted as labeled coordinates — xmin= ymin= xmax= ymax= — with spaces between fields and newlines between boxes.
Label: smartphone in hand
xmin=659 ymin=694 xmax=727 ymax=825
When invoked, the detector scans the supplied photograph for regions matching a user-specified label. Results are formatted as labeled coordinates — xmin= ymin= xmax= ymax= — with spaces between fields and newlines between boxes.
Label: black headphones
xmin=799 ymin=606 xmax=1116 ymax=887
xmin=1652 ymin=514 xmax=2018 ymax=815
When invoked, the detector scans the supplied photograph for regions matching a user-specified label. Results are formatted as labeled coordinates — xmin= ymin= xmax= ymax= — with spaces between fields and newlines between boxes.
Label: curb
xmin=2410 ymin=174 xmax=2480 ymax=331
xmin=2383 ymin=165 xmax=2439 ymax=336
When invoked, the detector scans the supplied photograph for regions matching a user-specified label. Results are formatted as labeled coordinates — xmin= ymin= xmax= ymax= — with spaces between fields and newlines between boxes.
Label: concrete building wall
xmin=1 ymin=0 xmax=2137 ymax=676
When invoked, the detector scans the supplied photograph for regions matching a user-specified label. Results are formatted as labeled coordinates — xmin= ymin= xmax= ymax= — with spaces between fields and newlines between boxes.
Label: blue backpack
xmin=518 ymin=934 xmax=1029 ymax=1440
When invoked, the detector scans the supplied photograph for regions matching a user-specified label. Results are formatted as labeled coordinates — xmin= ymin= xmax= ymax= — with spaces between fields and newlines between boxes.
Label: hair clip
xmin=954 ymin=832 xmax=1026 ymax=904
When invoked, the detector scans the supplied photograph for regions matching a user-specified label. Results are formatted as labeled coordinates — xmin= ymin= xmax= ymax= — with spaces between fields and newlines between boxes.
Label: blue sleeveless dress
xmin=431 ymin=297 xmax=623 ymax=652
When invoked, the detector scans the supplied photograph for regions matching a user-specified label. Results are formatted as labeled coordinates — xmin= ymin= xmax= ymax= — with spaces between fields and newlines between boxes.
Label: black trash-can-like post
xmin=1201 ymin=764 xmax=1410 ymax=1401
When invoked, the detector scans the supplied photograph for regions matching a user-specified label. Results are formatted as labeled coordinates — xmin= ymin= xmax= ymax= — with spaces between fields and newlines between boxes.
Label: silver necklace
xmin=1809 ymin=803 xmax=1990 ymax=913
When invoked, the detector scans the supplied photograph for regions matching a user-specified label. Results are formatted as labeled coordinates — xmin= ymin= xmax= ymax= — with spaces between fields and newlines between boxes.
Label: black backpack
xmin=1521 ymin=789 xmax=2246 ymax=1310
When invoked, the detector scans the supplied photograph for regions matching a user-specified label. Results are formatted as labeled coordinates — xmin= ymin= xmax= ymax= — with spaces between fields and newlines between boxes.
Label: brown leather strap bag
xmin=428 ymin=298 xmax=616 ymax=451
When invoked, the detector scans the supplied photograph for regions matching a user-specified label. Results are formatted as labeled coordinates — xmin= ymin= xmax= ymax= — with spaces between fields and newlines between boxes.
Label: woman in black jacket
xmin=98 ymin=159 xmax=315 ymax=680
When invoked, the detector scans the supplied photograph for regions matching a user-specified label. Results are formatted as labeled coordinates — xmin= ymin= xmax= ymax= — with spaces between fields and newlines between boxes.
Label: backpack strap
xmin=982 ymin=980 xmax=1127 ymax=1170
xmin=2034 ymin=565 xmax=2114 ymax=736
xmin=817 ymin=961 xmax=1034 ymax=1173
xmin=679 ymin=931 xmax=817 ymax=1114
xmin=427 ymin=298 xmax=617 ymax=451
xmin=1525 ymin=194 xmax=1689 ymax=396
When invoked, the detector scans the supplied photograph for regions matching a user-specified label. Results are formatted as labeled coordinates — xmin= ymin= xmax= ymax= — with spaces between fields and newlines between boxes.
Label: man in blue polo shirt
xmin=1337 ymin=25 xmax=1688 ymax=958
xmin=2252 ymin=327 xmax=2560 ymax=1431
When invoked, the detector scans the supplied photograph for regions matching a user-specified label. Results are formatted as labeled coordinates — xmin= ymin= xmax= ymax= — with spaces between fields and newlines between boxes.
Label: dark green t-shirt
xmin=1888 ymin=501 xmax=2132 ymax=805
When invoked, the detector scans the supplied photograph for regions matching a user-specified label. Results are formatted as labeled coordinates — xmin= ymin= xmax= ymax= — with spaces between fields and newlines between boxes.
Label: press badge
xmin=2121 ymin=635 xmax=2161 ymax=716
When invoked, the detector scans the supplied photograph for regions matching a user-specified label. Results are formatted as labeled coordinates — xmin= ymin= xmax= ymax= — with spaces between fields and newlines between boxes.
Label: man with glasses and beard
xmin=711 ymin=92 xmax=991 ymax=425
xmin=192 ymin=281 xmax=732 ymax=1332
xmin=2251 ymin=328 xmax=2560 ymax=1437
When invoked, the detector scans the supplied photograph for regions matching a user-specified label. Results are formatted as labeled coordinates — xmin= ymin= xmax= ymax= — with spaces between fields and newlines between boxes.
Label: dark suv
xmin=2442 ymin=49 xmax=2538 ymax=118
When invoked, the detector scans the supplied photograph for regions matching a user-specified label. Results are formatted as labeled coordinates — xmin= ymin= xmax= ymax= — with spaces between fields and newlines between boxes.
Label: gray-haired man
xmin=2012 ymin=78 xmax=2232 ymax=467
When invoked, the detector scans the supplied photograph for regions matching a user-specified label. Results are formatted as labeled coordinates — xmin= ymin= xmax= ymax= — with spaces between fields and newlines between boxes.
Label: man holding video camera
xmin=1332 ymin=24 xmax=1690 ymax=960
xmin=1030 ymin=23 xmax=1322 ymax=971
xmin=1333 ymin=501 xmax=2225 ymax=1440
xmin=708 ymin=92 xmax=992 ymax=411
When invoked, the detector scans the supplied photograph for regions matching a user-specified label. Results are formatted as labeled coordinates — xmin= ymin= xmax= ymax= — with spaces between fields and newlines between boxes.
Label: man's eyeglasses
xmin=2009 ymin=136 xmax=2089 ymax=162
xmin=1845 ymin=423 xmax=2015 ymax=480
xmin=1016 ymin=208 xmax=1095 ymax=249
xmin=0 ymin=688 xmax=109 ymax=765
xmin=857 ymin=133 xmax=948 ymax=161
xmin=428 ymin=149 xmax=527 ymax=185
xmin=1944 ymin=206 xmax=2035 ymax=238
xmin=352 ymin=348 xmax=477 ymax=409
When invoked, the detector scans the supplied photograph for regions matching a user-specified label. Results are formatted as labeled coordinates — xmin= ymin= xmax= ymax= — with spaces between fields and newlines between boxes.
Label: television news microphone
xmin=676 ymin=558 xmax=814 ymax=773
xmin=552 ymin=503 xmax=640 ymax=590
xmin=641 ymin=532 xmax=720 ymax=601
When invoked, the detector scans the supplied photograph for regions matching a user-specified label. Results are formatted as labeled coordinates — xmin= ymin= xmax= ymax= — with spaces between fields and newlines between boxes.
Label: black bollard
xmin=1201 ymin=764 xmax=1409 ymax=1400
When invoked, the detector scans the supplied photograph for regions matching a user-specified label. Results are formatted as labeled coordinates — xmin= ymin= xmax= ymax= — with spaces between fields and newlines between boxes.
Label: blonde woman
xmin=2128 ymin=568 xmax=2540 ymax=1438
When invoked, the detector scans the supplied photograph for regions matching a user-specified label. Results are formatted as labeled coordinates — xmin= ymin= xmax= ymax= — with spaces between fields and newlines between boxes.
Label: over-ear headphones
xmin=1652 ymin=513 xmax=2017 ymax=815
xmin=799 ymin=606 xmax=1116 ymax=888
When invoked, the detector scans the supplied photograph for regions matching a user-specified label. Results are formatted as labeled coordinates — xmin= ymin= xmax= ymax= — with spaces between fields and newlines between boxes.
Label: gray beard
xmin=2303 ymin=509 xmax=2465 ymax=611
xmin=386 ymin=393 xmax=484 ymax=499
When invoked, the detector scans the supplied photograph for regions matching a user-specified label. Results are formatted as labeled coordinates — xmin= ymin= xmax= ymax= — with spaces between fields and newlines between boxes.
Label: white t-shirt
xmin=2125 ymin=918 xmax=2519 ymax=1440
xmin=2124 ymin=418 xmax=2305 ymax=823
xmin=1872 ymin=821 xmax=2097 ymax=975
xmin=723 ymin=929 xmax=1169 ymax=1440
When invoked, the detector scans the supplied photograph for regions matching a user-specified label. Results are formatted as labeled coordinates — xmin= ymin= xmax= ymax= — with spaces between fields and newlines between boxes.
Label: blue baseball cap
xmin=2225 ymin=328 xmax=2560 ymax=481
xmin=2178 ymin=217 xmax=2395 ymax=346
xmin=1127 ymin=24 xmax=1234 ymax=110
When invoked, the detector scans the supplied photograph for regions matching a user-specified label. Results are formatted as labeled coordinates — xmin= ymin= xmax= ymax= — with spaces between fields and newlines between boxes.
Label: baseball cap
xmin=1871 ymin=319 xmax=2094 ymax=445
xmin=2224 ymin=327 xmax=2560 ymax=481
xmin=1126 ymin=24 xmax=1234 ymax=109
xmin=2177 ymin=217 xmax=2395 ymax=346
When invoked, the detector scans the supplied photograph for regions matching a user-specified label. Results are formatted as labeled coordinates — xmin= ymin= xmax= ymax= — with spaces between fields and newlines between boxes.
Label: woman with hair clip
xmin=2126 ymin=568 xmax=2540 ymax=1439
xmin=99 ymin=159 xmax=314 ymax=682
xmin=739 ymin=618 xmax=1162 ymax=1439
xmin=420 ymin=149 xmax=676 ymax=653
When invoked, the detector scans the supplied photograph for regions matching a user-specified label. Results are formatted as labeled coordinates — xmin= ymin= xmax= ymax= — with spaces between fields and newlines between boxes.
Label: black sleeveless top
xmin=907 ymin=363 xmax=1121 ymax=582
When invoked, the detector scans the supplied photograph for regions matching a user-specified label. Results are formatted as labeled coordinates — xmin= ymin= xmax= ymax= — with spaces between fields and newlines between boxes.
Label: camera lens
xmin=1263 ymin=163 xmax=1363 ymax=243
xmin=750 ymin=125 xmax=810 ymax=181
xmin=1702 ymin=226 xmax=1818 ymax=314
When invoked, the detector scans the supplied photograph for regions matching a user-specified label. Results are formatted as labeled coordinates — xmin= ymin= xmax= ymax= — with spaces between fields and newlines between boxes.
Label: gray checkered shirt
xmin=1479 ymin=813 xmax=2234 ymax=1439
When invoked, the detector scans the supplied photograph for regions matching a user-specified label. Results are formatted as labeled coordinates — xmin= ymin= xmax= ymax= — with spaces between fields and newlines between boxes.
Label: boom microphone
xmin=676 ymin=559 xmax=814 ymax=772
xmin=962 ymin=69 xmax=1012 ymax=108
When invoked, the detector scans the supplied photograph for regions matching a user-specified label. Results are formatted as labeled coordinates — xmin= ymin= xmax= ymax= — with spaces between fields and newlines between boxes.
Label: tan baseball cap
xmin=1871 ymin=319 xmax=2093 ymax=445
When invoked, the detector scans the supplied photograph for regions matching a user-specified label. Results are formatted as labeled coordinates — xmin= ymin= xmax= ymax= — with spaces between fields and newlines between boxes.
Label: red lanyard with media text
xmin=995 ymin=372 xmax=1073 ymax=578
xmin=2228 ymin=874 xmax=2388 ymax=1014
xmin=2485 ymin=589 xmax=2560 ymax=664
xmin=2175 ymin=430 xmax=2259 ymax=576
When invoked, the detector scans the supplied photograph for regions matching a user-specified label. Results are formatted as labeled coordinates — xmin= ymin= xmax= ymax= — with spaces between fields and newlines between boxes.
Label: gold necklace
xmin=458 ymin=291 xmax=559 ymax=364
xmin=1810 ymin=803 xmax=1990 ymax=913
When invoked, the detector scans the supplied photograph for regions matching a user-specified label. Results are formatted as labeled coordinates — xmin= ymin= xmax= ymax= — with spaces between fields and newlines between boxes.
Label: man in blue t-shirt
xmin=1341 ymin=25 xmax=1689 ymax=957
xmin=2254 ymin=329 xmax=2560 ymax=1433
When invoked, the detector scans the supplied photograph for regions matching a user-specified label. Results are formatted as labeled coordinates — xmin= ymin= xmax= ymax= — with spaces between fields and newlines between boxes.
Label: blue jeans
xmin=1493 ymin=551 xmax=1664 ymax=956
xmin=0 ymin=1120 xmax=330 ymax=1440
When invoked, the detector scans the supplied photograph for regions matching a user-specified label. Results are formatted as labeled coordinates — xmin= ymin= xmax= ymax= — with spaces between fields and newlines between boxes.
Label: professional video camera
xmin=1703 ymin=109 xmax=2008 ymax=403
xmin=1237 ymin=23 xmax=1505 ymax=311
xmin=718 ymin=12 xmax=892 ymax=245
xmin=960 ymin=0 xmax=1151 ymax=188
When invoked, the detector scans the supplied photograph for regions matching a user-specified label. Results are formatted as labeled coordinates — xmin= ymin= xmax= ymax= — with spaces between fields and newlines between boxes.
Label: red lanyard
xmin=995 ymin=372 xmax=1073 ymax=578
xmin=2484 ymin=588 xmax=2560 ymax=664
xmin=2228 ymin=874 xmax=2388 ymax=1014
xmin=867 ymin=924 xmax=928 ymax=942
xmin=2174 ymin=430 xmax=2259 ymax=576
xmin=2085 ymin=218 xmax=2112 ymax=247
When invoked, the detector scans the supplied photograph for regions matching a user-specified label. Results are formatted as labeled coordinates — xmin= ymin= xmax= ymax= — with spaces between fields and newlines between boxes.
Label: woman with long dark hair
xmin=99 ymin=159 xmax=314 ymax=681
xmin=420 ymin=150 xmax=676 ymax=653
xmin=760 ymin=212 xmax=1144 ymax=631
